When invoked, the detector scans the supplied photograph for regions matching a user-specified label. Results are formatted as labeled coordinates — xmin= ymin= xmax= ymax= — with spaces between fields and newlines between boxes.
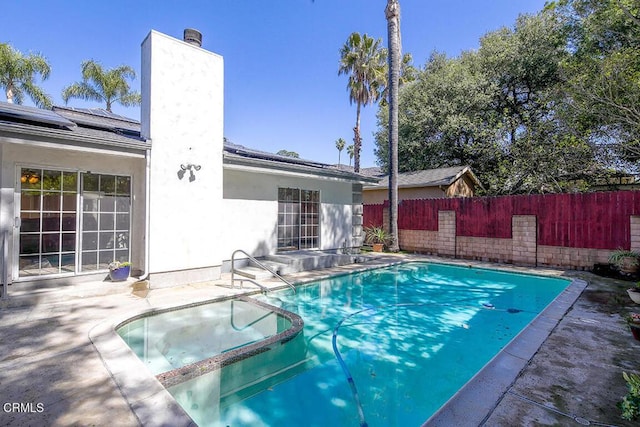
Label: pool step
xmin=264 ymin=251 xmax=355 ymax=273
xmin=233 ymin=265 xmax=276 ymax=280
xmin=235 ymin=251 xmax=372 ymax=279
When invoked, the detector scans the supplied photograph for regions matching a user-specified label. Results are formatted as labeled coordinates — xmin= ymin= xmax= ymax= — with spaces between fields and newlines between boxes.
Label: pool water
xmin=117 ymin=299 xmax=292 ymax=374
xmin=166 ymin=262 xmax=569 ymax=426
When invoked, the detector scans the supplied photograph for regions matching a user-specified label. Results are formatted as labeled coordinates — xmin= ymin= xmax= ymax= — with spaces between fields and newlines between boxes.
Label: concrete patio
xmin=0 ymin=254 xmax=639 ymax=426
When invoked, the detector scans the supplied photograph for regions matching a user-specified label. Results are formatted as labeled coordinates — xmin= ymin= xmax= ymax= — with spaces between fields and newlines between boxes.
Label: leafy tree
xmin=375 ymin=10 xmax=600 ymax=195
xmin=335 ymin=137 xmax=346 ymax=164
xmin=0 ymin=43 xmax=52 ymax=108
xmin=276 ymin=149 xmax=300 ymax=158
xmin=552 ymin=0 xmax=640 ymax=168
xmin=375 ymin=52 xmax=500 ymax=176
xmin=62 ymin=60 xmax=141 ymax=112
xmin=338 ymin=32 xmax=386 ymax=172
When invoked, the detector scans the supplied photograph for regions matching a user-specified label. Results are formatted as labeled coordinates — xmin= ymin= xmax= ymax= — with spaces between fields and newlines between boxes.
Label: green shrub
xmin=619 ymin=372 xmax=640 ymax=420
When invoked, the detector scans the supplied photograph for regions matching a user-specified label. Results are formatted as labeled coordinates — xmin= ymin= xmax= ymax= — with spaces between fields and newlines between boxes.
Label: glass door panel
xmin=80 ymin=173 xmax=130 ymax=271
xmin=19 ymin=168 xmax=76 ymax=277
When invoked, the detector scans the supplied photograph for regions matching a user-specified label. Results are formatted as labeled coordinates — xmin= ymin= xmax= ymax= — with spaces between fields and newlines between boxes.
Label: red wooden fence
xmin=363 ymin=191 xmax=640 ymax=250
xmin=363 ymin=204 xmax=384 ymax=228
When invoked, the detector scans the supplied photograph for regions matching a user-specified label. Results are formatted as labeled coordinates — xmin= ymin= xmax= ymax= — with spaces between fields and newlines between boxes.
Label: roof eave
xmin=223 ymin=152 xmax=378 ymax=184
xmin=0 ymin=121 xmax=150 ymax=153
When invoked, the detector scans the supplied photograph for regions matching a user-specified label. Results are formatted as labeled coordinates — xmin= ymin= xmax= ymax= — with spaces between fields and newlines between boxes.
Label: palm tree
xmin=62 ymin=60 xmax=141 ymax=112
xmin=0 ymin=43 xmax=52 ymax=108
xmin=347 ymin=144 xmax=355 ymax=166
xmin=335 ymin=137 xmax=346 ymax=165
xmin=386 ymin=0 xmax=401 ymax=252
xmin=338 ymin=32 xmax=386 ymax=173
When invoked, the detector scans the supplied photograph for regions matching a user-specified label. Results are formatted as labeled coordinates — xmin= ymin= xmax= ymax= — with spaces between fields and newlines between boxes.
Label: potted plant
xmin=626 ymin=313 xmax=640 ymax=341
xmin=619 ymin=371 xmax=640 ymax=421
xmin=628 ymin=282 xmax=640 ymax=305
xmin=609 ymin=249 xmax=640 ymax=275
xmin=108 ymin=261 xmax=131 ymax=282
xmin=364 ymin=225 xmax=389 ymax=252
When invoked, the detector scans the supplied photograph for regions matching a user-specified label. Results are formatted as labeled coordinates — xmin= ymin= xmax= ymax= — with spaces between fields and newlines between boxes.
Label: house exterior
xmin=362 ymin=165 xmax=482 ymax=204
xmin=0 ymin=30 xmax=375 ymax=293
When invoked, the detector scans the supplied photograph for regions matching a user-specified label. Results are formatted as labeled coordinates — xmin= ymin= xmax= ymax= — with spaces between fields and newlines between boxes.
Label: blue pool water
xmin=164 ymin=262 xmax=569 ymax=426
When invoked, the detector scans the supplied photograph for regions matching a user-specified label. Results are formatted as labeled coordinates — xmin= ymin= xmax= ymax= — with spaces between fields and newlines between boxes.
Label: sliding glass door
xmin=17 ymin=167 xmax=131 ymax=278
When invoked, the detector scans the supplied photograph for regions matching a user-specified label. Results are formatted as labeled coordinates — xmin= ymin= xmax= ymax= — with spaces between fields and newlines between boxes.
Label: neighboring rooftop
xmin=365 ymin=165 xmax=482 ymax=189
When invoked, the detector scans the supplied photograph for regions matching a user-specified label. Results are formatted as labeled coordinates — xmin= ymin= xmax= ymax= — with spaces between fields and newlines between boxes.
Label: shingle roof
xmin=366 ymin=165 xmax=481 ymax=189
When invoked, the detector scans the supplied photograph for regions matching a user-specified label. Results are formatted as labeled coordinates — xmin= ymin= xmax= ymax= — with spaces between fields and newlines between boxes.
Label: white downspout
xmin=138 ymin=147 xmax=151 ymax=281
xmin=1 ymin=230 xmax=7 ymax=299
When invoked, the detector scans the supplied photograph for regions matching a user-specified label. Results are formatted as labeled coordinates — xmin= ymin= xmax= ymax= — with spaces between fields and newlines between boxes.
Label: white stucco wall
xmin=0 ymin=142 xmax=146 ymax=280
xmin=141 ymin=31 xmax=224 ymax=276
xmin=222 ymin=167 xmax=354 ymax=259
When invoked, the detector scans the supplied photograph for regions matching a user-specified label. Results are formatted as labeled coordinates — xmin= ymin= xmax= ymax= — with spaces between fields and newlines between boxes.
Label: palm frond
xmin=62 ymin=82 xmax=104 ymax=104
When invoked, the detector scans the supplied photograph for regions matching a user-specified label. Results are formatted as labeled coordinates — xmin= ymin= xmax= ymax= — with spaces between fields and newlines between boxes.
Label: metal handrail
xmin=230 ymin=299 xmax=274 ymax=331
xmin=231 ymin=249 xmax=296 ymax=293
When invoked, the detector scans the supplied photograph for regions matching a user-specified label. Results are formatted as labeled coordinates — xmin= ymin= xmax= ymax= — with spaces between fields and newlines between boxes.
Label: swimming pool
xmin=156 ymin=262 xmax=570 ymax=426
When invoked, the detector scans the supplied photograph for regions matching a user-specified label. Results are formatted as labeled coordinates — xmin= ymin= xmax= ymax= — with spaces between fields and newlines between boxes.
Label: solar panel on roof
xmin=0 ymin=102 xmax=76 ymax=129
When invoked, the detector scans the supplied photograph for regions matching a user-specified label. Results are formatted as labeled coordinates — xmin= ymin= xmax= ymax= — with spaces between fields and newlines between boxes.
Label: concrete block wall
xmin=457 ymin=236 xmax=513 ymax=263
xmin=537 ymin=246 xmax=609 ymax=270
xmin=399 ymin=230 xmax=440 ymax=254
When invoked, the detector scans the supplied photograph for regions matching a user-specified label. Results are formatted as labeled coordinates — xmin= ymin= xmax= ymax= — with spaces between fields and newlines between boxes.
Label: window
xmin=278 ymin=188 xmax=319 ymax=250
xmin=18 ymin=168 xmax=131 ymax=277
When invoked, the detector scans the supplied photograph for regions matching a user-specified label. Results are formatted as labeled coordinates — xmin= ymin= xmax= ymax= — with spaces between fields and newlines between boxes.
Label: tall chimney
xmin=183 ymin=28 xmax=203 ymax=47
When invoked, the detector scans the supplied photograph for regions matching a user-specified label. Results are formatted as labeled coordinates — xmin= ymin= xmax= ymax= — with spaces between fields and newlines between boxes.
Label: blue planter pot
xmin=109 ymin=265 xmax=131 ymax=282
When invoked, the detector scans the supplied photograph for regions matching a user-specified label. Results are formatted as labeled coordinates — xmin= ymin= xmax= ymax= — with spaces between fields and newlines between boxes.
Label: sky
xmin=3 ymin=0 xmax=548 ymax=168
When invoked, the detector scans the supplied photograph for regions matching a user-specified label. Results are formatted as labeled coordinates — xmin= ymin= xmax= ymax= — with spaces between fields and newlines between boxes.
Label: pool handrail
xmin=231 ymin=249 xmax=296 ymax=293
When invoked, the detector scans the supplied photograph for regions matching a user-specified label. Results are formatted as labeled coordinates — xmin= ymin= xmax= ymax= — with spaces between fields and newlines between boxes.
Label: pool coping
xmin=89 ymin=258 xmax=585 ymax=427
